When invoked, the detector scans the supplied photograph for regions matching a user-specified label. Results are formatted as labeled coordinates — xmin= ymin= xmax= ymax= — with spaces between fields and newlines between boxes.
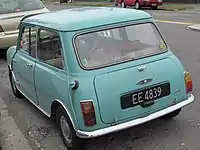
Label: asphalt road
xmin=1 ymin=4 xmax=200 ymax=150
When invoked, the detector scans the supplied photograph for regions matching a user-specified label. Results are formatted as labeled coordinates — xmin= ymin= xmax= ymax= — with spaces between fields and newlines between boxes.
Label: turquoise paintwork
xmin=23 ymin=7 xmax=151 ymax=31
xmin=6 ymin=7 xmax=193 ymax=135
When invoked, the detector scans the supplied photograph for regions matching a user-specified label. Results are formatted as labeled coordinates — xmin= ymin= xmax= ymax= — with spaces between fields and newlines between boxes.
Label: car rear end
xmin=0 ymin=0 xmax=49 ymax=49
xmin=71 ymin=20 xmax=194 ymax=138
xmin=141 ymin=0 xmax=163 ymax=7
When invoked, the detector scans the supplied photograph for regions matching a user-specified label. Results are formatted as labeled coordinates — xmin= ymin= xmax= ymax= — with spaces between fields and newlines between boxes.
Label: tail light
xmin=15 ymin=8 xmax=21 ymax=12
xmin=184 ymin=71 xmax=193 ymax=93
xmin=80 ymin=101 xmax=96 ymax=126
xmin=0 ymin=25 xmax=4 ymax=32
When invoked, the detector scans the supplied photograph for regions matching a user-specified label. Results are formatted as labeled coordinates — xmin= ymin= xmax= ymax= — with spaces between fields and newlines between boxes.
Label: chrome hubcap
xmin=135 ymin=2 xmax=139 ymax=9
xmin=121 ymin=2 xmax=124 ymax=7
xmin=60 ymin=116 xmax=72 ymax=143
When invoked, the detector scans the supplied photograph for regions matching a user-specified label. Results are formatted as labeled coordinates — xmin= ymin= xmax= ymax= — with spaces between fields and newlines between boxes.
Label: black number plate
xmin=120 ymin=82 xmax=170 ymax=109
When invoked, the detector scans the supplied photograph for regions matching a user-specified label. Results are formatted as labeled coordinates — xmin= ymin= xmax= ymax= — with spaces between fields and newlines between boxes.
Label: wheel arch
xmin=8 ymin=64 xmax=12 ymax=71
xmin=51 ymin=99 xmax=78 ymax=130
xmin=8 ymin=65 xmax=12 ymax=80
xmin=8 ymin=64 xmax=18 ymax=85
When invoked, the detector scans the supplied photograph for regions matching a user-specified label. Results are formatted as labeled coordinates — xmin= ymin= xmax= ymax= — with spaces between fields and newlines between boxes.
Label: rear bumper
xmin=76 ymin=94 xmax=194 ymax=139
xmin=142 ymin=1 xmax=163 ymax=6
xmin=0 ymin=33 xmax=18 ymax=49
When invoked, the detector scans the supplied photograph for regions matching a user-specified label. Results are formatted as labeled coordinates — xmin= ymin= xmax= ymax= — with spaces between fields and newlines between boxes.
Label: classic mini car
xmin=7 ymin=7 xmax=194 ymax=150
xmin=117 ymin=0 xmax=163 ymax=9
xmin=0 ymin=0 xmax=49 ymax=49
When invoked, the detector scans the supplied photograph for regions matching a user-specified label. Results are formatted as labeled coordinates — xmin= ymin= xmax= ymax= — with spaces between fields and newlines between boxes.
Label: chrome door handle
xmin=12 ymin=59 xmax=17 ymax=63
xmin=138 ymin=65 xmax=146 ymax=72
xmin=26 ymin=63 xmax=33 ymax=67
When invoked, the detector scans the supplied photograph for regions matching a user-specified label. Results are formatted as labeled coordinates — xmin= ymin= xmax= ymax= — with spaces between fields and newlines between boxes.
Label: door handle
xmin=70 ymin=80 xmax=79 ymax=90
xmin=26 ymin=63 xmax=33 ymax=67
xmin=138 ymin=65 xmax=146 ymax=72
xmin=12 ymin=59 xmax=17 ymax=63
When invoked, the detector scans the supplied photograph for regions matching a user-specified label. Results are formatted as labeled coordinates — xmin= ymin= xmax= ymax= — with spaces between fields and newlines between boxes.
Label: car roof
xmin=23 ymin=7 xmax=152 ymax=31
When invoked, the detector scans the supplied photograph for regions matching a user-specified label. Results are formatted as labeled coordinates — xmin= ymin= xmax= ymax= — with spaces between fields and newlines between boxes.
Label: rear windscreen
xmin=0 ymin=0 xmax=44 ymax=14
xmin=74 ymin=23 xmax=168 ymax=69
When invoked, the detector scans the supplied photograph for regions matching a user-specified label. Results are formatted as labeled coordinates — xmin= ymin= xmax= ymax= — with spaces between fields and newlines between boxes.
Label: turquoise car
xmin=6 ymin=7 xmax=194 ymax=150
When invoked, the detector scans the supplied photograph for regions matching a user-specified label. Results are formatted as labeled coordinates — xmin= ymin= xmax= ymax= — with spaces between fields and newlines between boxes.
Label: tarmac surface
xmin=1 ymin=3 xmax=200 ymax=150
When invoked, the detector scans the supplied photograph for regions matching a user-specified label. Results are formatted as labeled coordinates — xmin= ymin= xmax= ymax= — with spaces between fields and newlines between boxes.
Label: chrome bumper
xmin=76 ymin=94 xmax=194 ymax=139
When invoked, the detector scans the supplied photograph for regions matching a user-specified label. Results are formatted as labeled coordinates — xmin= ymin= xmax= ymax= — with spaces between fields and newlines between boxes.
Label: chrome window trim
xmin=80 ymin=100 xmax=93 ymax=103
xmin=72 ymin=21 xmax=169 ymax=70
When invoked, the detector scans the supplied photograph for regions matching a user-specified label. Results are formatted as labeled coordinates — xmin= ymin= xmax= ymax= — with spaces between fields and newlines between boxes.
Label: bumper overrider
xmin=76 ymin=94 xmax=194 ymax=138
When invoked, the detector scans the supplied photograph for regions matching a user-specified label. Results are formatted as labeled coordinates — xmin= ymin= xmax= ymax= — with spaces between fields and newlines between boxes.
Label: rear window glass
xmin=74 ymin=23 xmax=168 ymax=69
xmin=0 ymin=0 xmax=44 ymax=14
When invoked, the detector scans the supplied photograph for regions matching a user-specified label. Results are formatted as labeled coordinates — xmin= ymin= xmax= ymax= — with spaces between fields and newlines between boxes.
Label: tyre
xmin=121 ymin=1 xmax=126 ymax=8
xmin=152 ymin=6 xmax=158 ymax=10
xmin=9 ymin=69 xmax=22 ymax=98
xmin=163 ymin=108 xmax=182 ymax=119
xmin=56 ymin=106 xmax=85 ymax=150
xmin=135 ymin=1 xmax=141 ymax=9
xmin=114 ymin=0 xmax=118 ymax=7
xmin=60 ymin=0 xmax=67 ymax=4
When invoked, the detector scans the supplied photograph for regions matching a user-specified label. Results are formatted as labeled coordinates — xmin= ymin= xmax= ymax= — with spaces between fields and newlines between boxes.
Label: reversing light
xmin=80 ymin=101 xmax=96 ymax=126
xmin=184 ymin=71 xmax=193 ymax=93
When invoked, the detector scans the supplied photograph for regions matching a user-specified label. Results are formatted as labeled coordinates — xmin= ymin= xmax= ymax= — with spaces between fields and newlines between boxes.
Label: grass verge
xmin=41 ymin=0 xmax=57 ymax=4
xmin=160 ymin=3 xmax=194 ymax=11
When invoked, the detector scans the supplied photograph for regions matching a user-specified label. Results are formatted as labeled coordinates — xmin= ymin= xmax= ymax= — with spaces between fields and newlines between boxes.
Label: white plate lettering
xmin=132 ymin=86 xmax=162 ymax=105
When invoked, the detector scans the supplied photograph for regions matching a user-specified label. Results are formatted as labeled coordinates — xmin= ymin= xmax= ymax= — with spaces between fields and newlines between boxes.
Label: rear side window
xmin=0 ymin=0 xmax=44 ymax=14
xmin=74 ymin=23 xmax=168 ymax=69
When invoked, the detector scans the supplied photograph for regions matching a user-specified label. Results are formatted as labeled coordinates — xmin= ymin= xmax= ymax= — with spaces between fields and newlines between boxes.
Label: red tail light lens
xmin=15 ymin=8 xmax=21 ymax=12
xmin=184 ymin=71 xmax=193 ymax=93
xmin=0 ymin=25 xmax=4 ymax=32
xmin=80 ymin=101 xmax=96 ymax=126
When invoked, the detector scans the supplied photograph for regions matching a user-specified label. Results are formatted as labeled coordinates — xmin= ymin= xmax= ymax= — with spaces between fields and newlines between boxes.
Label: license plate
xmin=152 ymin=3 xmax=157 ymax=6
xmin=120 ymin=82 xmax=170 ymax=109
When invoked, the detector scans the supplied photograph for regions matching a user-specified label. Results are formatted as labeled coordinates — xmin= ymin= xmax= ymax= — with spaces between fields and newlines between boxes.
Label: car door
xmin=0 ymin=0 xmax=49 ymax=35
xmin=125 ymin=0 xmax=134 ymax=5
xmin=34 ymin=28 xmax=71 ymax=115
xmin=12 ymin=24 xmax=38 ymax=103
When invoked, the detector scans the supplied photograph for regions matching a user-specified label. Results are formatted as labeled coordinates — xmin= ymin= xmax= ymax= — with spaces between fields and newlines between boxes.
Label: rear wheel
xmin=56 ymin=106 xmax=85 ymax=150
xmin=121 ymin=1 xmax=127 ymax=8
xmin=163 ymin=108 xmax=182 ymax=119
xmin=114 ymin=0 xmax=118 ymax=6
xmin=60 ymin=0 xmax=67 ymax=3
xmin=9 ymin=69 xmax=22 ymax=98
xmin=135 ymin=1 xmax=141 ymax=9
